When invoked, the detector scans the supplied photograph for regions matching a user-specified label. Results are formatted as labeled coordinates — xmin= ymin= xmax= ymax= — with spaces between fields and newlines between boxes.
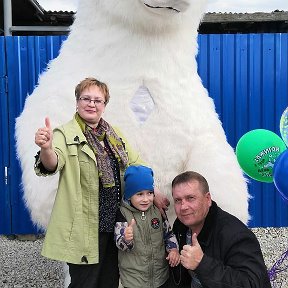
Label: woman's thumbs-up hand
xmin=35 ymin=117 xmax=53 ymax=149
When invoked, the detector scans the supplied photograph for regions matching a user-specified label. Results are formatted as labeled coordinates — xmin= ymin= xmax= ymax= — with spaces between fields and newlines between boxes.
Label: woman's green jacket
xmin=35 ymin=117 xmax=142 ymax=264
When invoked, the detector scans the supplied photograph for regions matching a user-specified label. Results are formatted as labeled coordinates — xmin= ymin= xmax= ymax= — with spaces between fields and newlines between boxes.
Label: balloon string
xmin=268 ymin=249 xmax=288 ymax=287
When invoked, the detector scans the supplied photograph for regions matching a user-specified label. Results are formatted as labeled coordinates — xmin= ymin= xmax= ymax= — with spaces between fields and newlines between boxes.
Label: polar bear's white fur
xmin=15 ymin=0 xmax=249 ymax=230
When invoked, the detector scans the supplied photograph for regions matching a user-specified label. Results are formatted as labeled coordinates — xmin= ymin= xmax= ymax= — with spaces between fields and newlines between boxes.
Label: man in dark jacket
xmin=169 ymin=171 xmax=271 ymax=288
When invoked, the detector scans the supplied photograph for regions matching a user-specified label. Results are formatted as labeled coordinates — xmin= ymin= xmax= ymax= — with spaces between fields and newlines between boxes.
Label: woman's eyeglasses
xmin=78 ymin=97 xmax=106 ymax=105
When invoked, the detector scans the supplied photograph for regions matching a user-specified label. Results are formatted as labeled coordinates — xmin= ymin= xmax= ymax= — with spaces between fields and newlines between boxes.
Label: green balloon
xmin=236 ymin=129 xmax=287 ymax=183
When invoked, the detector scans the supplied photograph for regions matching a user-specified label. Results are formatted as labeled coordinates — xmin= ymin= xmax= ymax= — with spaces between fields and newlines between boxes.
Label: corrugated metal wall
xmin=0 ymin=34 xmax=287 ymax=234
xmin=0 ymin=36 xmax=66 ymax=234
xmin=197 ymin=34 xmax=288 ymax=227
xmin=0 ymin=37 xmax=11 ymax=234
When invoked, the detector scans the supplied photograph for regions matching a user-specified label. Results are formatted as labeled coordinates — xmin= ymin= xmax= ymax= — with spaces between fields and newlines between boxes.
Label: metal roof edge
xmin=203 ymin=11 xmax=288 ymax=23
xmin=28 ymin=0 xmax=45 ymax=15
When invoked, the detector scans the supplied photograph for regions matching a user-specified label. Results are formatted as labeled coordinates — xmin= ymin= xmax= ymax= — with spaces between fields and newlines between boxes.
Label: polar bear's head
xmin=75 ymin=0 xmax=207 ymax=33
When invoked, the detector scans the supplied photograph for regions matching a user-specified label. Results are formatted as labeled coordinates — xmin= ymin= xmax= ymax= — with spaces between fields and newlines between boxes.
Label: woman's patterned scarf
xmin=75 ymin=113 xmax=128 ymax=187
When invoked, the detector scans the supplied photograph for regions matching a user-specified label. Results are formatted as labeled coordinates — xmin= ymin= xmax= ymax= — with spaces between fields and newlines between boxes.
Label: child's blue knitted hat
xmin=124 ymin=165 xmax=154 ymax=200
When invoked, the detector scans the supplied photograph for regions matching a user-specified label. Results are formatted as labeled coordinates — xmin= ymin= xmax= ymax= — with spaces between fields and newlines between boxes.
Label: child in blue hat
xmin=114 ymin=165 xmax=180 ymax=288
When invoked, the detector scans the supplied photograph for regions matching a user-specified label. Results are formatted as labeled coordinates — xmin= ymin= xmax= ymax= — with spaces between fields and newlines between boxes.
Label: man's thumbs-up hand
xmin=124 ymin=219 xmax=136 ymax=242
xmin=191 ymin=232 xmax=201 ymax=248
xmin=180 ymin=233 xmax=204 ymax=270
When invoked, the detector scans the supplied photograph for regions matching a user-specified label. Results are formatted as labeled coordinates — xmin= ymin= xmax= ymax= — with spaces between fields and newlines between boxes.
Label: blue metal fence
xmin=0 ymin=36 xmax=67 ymax=234
xmin=0 ymin=37 xmax=11 ymax=234
xmin=197 ymin=33 xmax=288 ymax=227
xmin=0 ymin=34 xmax=287 ymax=234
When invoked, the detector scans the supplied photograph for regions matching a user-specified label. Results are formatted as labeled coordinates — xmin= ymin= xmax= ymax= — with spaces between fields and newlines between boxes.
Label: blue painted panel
xmin=4 ymin=35 xmax=66 ymax=234
xmin=198 ymin=33 xmax=288 ymax=227
xmin=222 ymin=34 xmax=236 ymax=146
xmin=262 ymin=34 xmax=276 ymax=226
xmin=274 ymin=34 xmax=288 ymax=226
xmin=0 ymin=37 xmax=12 ymax=234
xmin=208 ymin=35 xmax=222 ymax=115
xmin=6 ymin=36 xmax=39 ymax=234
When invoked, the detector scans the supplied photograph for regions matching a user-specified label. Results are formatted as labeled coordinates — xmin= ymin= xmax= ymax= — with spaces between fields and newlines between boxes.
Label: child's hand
xmin=166 ymin=248 xmax=180 ymax=267
xmin=124 ymin=219 xmax=136 ymax=242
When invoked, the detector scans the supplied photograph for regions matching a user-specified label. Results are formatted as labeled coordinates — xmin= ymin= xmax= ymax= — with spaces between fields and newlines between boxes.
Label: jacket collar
xmin=197 ymin=201 xmax=218 ymax=247
xmin=64 ymin=117 xmax=87 ymax=145
xmin=121 ymin=199 xmax=154 ymax=214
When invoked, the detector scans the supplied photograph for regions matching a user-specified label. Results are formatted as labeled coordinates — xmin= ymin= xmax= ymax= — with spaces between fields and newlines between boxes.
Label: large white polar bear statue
xmin=15 ymin=0 xmax=250 ymax=230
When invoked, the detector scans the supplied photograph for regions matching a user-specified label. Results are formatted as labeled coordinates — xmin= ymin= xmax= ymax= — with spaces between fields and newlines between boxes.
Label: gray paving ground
xmin=252 ymin=227 xmax=288 ymax=288
xmin=0 ymin=228 xmax=287 ymax=288
xmin=0 ymin=235 xmax=64 ymax=288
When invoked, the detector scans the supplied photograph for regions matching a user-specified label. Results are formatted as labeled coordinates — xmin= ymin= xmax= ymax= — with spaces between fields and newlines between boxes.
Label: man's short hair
xmin=172 ymin=171 xmax=209 ymax=194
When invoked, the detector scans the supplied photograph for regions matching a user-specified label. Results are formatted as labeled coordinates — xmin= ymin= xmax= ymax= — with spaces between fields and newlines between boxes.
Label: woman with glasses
xmin=34 ymin=77 xmax=162 ymax=287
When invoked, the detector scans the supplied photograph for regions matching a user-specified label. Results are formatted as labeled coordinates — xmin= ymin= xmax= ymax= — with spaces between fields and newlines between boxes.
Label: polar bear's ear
xmin=130 ymin=85 xmax=155 ymax=124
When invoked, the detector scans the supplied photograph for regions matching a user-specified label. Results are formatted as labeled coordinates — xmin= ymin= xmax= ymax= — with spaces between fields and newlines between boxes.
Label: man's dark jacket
xmin=169 ymin=201 xmax=271 ymax=288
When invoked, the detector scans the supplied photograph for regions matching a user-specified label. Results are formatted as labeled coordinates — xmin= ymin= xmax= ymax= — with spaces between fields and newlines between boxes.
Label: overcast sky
xmin=38 ymin=0 xmax=288 ymax=13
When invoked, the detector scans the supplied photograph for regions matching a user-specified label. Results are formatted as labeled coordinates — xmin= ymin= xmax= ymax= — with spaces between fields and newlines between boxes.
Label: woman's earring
xmin=76 ymin=106 xmax=78 ymax=112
